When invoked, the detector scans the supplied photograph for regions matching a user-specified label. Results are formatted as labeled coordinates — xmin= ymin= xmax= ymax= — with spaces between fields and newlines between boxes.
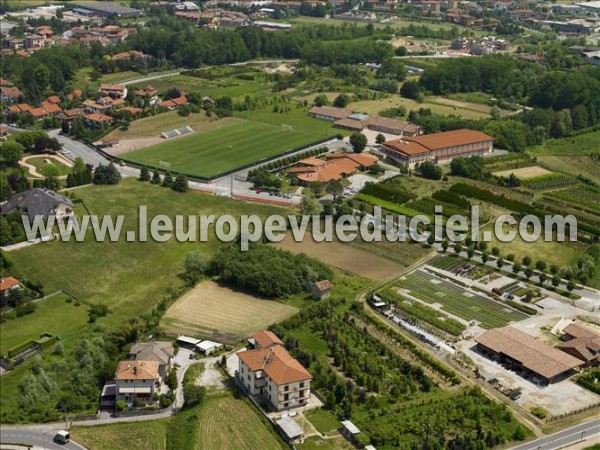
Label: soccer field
xmin=120 ymin=117 xmax=333 ymax=179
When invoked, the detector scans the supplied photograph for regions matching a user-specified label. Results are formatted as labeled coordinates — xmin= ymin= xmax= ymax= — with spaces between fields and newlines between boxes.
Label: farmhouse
xmin=114 ymin=360 xmax=161 ymax=406
xmin=238 ymin=330 xmax=312 ymax=411
xmin=475 ymin=326 xmax=585 ymax=384
xmin=128 ymin=341 xmax=174 ymax=377
xmin=557 ymin=323 xmax=600 ymax=366
xmin=311 ymin=280 xmax=332 ymax=299
xmin=382 ymin=129 xmax=494 ymax=168
xmin=287 ymin=152 xmax=378 ymax=184
xmin=308 ymin=106 xmax=421 ymax=136
xmin=1 ymin=188 xmax=74 ymax=222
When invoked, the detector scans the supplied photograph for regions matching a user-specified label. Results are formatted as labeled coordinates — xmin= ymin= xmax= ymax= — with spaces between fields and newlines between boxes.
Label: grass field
xmin=275 ymin=233 xmax=408 ymax=280
xmin=194 ymin=394 xmax=286 ymax=450
xmin=105 ymin=110 xmax=211 ymax=140
xmin=397 ymin=270 xmax=527 ymax=328
xmin=306 ymin=409 xmax=341 ymax=433
xmin=162 ymin=281 xmax=298 ymax=340
xmin=121 ymin=115 xmax=334 ymax=178
xmin=530 ymin=130 xmax=600 ymax=155
xmin=538 ymin=155 xmax=600 ymax=185
xmin=71 ymin=421 xmax=168 ymax=450
xmin=493 ymin=166 xmax=553 ymax=179
xmin=0 ymin=293 xmax=88 ymax=356
xmin=7 ymin=179 xmax=287 ymax=325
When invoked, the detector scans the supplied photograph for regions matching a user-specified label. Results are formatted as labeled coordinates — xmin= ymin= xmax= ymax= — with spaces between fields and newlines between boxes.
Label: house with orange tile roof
xmin=288 ymin=152 xmax=378 ymax=185
xmin=0 ymin=276 xmax=22 ymax=305
xmin=238 ymin=330 xmax=312 ymax=411
xmin=0 ymin=86 xmax=23 ymax=103
xmin=159 ymin=95 xmax=188 ymax=109
xmin=46 ymin=95 xmax=61 ymax=105
xmin=60 ymin=108 xmax=85 ymax=121
xmin=114 ymin=360 xmax=161 ymax=406
xmin=100 ymin=83 xmax=128 ymax=99
xmin=84 ymin=113 xmax=113 ymax=127
xmin=134 ymin=86 xmax=159 ymax=106
xmin=66 ymin=89 xmax=83 ymax=101
xmin=382 ymin=129 xmax=494 ymax=168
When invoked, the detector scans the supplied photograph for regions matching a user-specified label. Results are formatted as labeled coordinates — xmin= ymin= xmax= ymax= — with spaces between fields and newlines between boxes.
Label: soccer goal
xmin=281 ymin=124 xmax=293 ymax=132
xmin=158 ymin=161 xmax=172 ymax=170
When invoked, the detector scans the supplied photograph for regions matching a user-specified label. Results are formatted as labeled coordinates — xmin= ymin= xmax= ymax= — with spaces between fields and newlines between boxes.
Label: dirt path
xmin=20 ymin=153 xmax=74 ymax=179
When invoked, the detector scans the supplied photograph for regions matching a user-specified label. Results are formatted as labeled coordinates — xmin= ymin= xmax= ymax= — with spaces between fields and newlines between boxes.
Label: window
xmin=284 ymin=393 xmax=289 ymax=401
xmin=284 ymin=385 xmax=289 ymax=392
xmin=299 ymin=382 xmax=304 ymax=388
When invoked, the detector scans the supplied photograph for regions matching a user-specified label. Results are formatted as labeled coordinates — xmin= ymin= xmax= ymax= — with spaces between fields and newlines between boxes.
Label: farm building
xmin=196 ymin=340 xmax=222 ymax=356
xmin=276 ymin=416 xmax=305 ymax=444
xmin=340 ymin=420 xmax=363 ymax=443
xmin=308 ymin=106 xmax=421 ymax=136
xmin=557 ymin=323 xmax=600 ymax=366
xmin=382 ymin=129 xmax=494 ymax=168
xmin=128 ymin=341 xmax=174 ymax=377
xmin=238 ymin=330 xmax=312 ymax=411
xmin=176 ymin=335 xmax=200 ymax=349
xmin=475 ymin=326 xmax=585 ymax=384
xmin=311 ymin=280 xmax=332 ymax=299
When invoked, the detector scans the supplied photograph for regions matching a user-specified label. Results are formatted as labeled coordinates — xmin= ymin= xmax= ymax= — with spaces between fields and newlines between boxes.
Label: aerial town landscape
xmin=0 ymin=0 xmax=599 ymax=449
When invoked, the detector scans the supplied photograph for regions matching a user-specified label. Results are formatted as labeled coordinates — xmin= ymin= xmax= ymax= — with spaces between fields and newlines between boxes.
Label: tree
xmin=172 ymin=174 xmax=188 ymax=192
xmin=566 ymin=280 xmax=576 ymax=292
xmin=151 ymin=169 xmax=161 ymax=184
xmin=314 ymin=94 xmax=329 ymax=107
xmin=183 ymin=384 xmax=206 ymax=407
xmin=496 ymin=258 xmax=504 ymax=269
xmin=490 ymin=106 xmax=501 ymax=120
xmin=375 ymin=133 xmax=386 ymax=145
xmin=522 ymin=256 xmax=531 ymax=266
xmin=185 ymin=251 xmax=208 ymax=277
xmin=506 ymin=253 xmax=515 ymax=262
xmin=162 ymin=171 xmax=174 ymax=188
xmin=165 ymin=368 xmax=178 ymax=391
xmin=535 ymin=260 xmax=547 ymax=272
xmin=325 ymin=180 xmax=344 ymax=204
xmin=467 ymin=247 xmax=475 ymax=260
xmin=492 ymin=247 xmax=500 ymax=257
xmin=93 ymin=163 xmax=121 ymax=185
xmin=551 ymin=275 xmax=561 ymax=288
xmin=441 ymin=240 xmax=449 ymax=253
xmin=333 ymin=93 xmax=351 ymax=108
xmin=481 ymin=251 xmax=489 ymax=263
xmin=349 ymin=132 xmax=367 ymax=153
xmin=538 ymin=272 xmax=547 ymax=285
xmin=301 ymin=192 xmax=323 ymax=216
xmin=139 ymin=166 xmax=150 ymax=182
xmin=454 ymin=243 xmax=463 ymax=254
xmin=400 ymin=80 xmax=422 ymax=100
xmin=550 ymin=265 xmax=559 ymax=275
xmin=419 ymin=161 xmax=442 ymax=180
xmin=0 ymin=141 xmax=24 ymax=165
xmin=512 ymin=262 xmax=522 ymax=275
xmin=524 ymin=267 xmax=533 ymax=280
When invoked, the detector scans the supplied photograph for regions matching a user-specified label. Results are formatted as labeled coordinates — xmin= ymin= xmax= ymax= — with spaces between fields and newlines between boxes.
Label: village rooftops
xmin=475 ymin=326 xmax=584 ymax=380
xmin=115 ymin=360 xmax=159 ymax=380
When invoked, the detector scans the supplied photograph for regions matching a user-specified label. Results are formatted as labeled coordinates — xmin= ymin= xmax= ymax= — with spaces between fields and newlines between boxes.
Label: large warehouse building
xmin=382 ymin=129 xmax=494 ymax=168
xmin=475 ymin=326 xmax=584 ymax=384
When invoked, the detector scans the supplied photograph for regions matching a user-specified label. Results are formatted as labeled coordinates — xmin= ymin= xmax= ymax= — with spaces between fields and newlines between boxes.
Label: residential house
xmin=1 ymin=188 xmax=74 ymax=222
xmin=0 ymin=86 xmax=23 ymax=103
xmin=128 ymin=342 xmax=174 ymax=377
xmin=159 ymin=95 xmax=188 ymax=109
xmin=238 ymin=330 xmax=312 ymax=411
xmin=100 ymin=83 xmax=128 ymax=99
xmin=0 ymin=277 xmax=22 ymax=306
xmin=134 ymin=86 xmax=159 ymax=106
xmin=114 ymin=360 xmax=161 ymax=406
xmin=381 ymin=129 xmax=494 ymax=168
xmin=288 ymin=152 xmax=378 ymax=185
xmin=83 ymin=97 xmax=115 ymax=114
xmin=84 ymin=113 xmax=113 ymax=127
xmin=23 ymin=34 xmax=45 ymax=49
xmin=311 ymin=280 xmax=332 ymax=299
xmin=60 ymin=108 xmax=85 ymax=122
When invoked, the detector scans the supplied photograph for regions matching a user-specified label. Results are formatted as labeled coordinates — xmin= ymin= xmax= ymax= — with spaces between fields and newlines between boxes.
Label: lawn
xmin=397 ymin=270 xmax=527 ymax=328
xmin=0 ymin=293 xmax=89 ymax=356
xmin=23 ymin=155 xmax=72 ymax=177
xmin=105 ymin=110 xmax=210 ymax=140
xmin=121 ymin=116 xmax=335 ymax=179
xmin=306 ymin=409 xmax=341 ymax=433
xmin=162 ymin=281 xmax=298 ymax=341
xmin=7 ymin=179 xmax=287 ymax=325
xmin=71 ymin=421 xmax=168 ymax=450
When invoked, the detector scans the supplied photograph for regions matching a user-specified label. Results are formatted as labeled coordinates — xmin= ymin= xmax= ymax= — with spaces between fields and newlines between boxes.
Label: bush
xmin=116 ymin=400 xmax=126 ymax=411
xmin=183 ymin=384 xmax=206 ymax=407
xmin=16 ymin=301 xmax=36 ymax=317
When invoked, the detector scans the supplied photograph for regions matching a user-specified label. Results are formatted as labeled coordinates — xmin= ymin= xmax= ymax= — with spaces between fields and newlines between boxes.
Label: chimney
xmin=133 ymin=366 xmax=138 ymax=375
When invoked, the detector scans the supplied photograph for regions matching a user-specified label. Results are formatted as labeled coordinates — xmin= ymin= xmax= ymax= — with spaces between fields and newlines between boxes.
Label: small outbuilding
xmin=311 ymin=280 xmax=332 ymax=300
xmin=195 ymin=340 xmax=222 ymax=356
xmin=176 ymin=335 xmax=200 ymax=349
xmin=340 ymin=420 xmax=362 ymax=442
xmin=276 ymin=416 xmax=305 ymax=444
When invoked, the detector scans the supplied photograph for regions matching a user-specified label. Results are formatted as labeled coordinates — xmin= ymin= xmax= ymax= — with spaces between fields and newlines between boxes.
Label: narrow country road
xmin=0 ymin=427 xmax=86 ymax=450
xmin=510 ymin=418 xmax=600 ymax=450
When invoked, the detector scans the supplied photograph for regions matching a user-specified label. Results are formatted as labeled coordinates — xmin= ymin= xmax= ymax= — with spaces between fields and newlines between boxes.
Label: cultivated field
xmin=162 ymin=281 xmax=298 ymax=340
xmin=121 ymin=117 xmax=332 ymax=178
xmin=397 ymin=270 xmax=527 ymax=328
xmin=71 ymin=421 xmax=168 ymax=450
xmin=0 ymin=293 xmax=88 ymax=356
xmin=539 ymin=155 xmax=600 ymax=184
xmin=275 ymin=234 xmax=406 ymax=280
xmin=493 ymin=166 xmax=553 ymax=179
xmin=194 ymin=395 xmax=286 ymax=450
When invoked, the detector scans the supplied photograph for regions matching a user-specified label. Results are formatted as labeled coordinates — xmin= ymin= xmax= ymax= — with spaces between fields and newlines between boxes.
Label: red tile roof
xmin=47 ymin=95 xmax=61 ymax=104
xmin=404 ymin=128 xmax=494 ymax=150
xmin=238 ymin=344 xmax=312 ymax=386
xmin=115 ymin=360 xmax=159 ymax=380
xmin=85 ymin=113 xmax=113 ymax=123
xmin=253 ymin=330 xmax=283 ymax=349
xmin=0 ymin=277 xmax=21 ymax=291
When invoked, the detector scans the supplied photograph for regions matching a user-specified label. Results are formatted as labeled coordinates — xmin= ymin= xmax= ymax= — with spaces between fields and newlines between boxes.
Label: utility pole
xmin=230 ymin=175 xmax=234 ymax=197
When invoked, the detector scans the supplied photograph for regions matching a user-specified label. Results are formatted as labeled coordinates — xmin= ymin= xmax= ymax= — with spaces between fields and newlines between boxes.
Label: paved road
xmin=0 ymin=427 xmax=85 ymax=450
xmin=511 ymin=418 xmax=600 ymax=450
xmin=47 ymin=130 xmax=109 ymax=168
